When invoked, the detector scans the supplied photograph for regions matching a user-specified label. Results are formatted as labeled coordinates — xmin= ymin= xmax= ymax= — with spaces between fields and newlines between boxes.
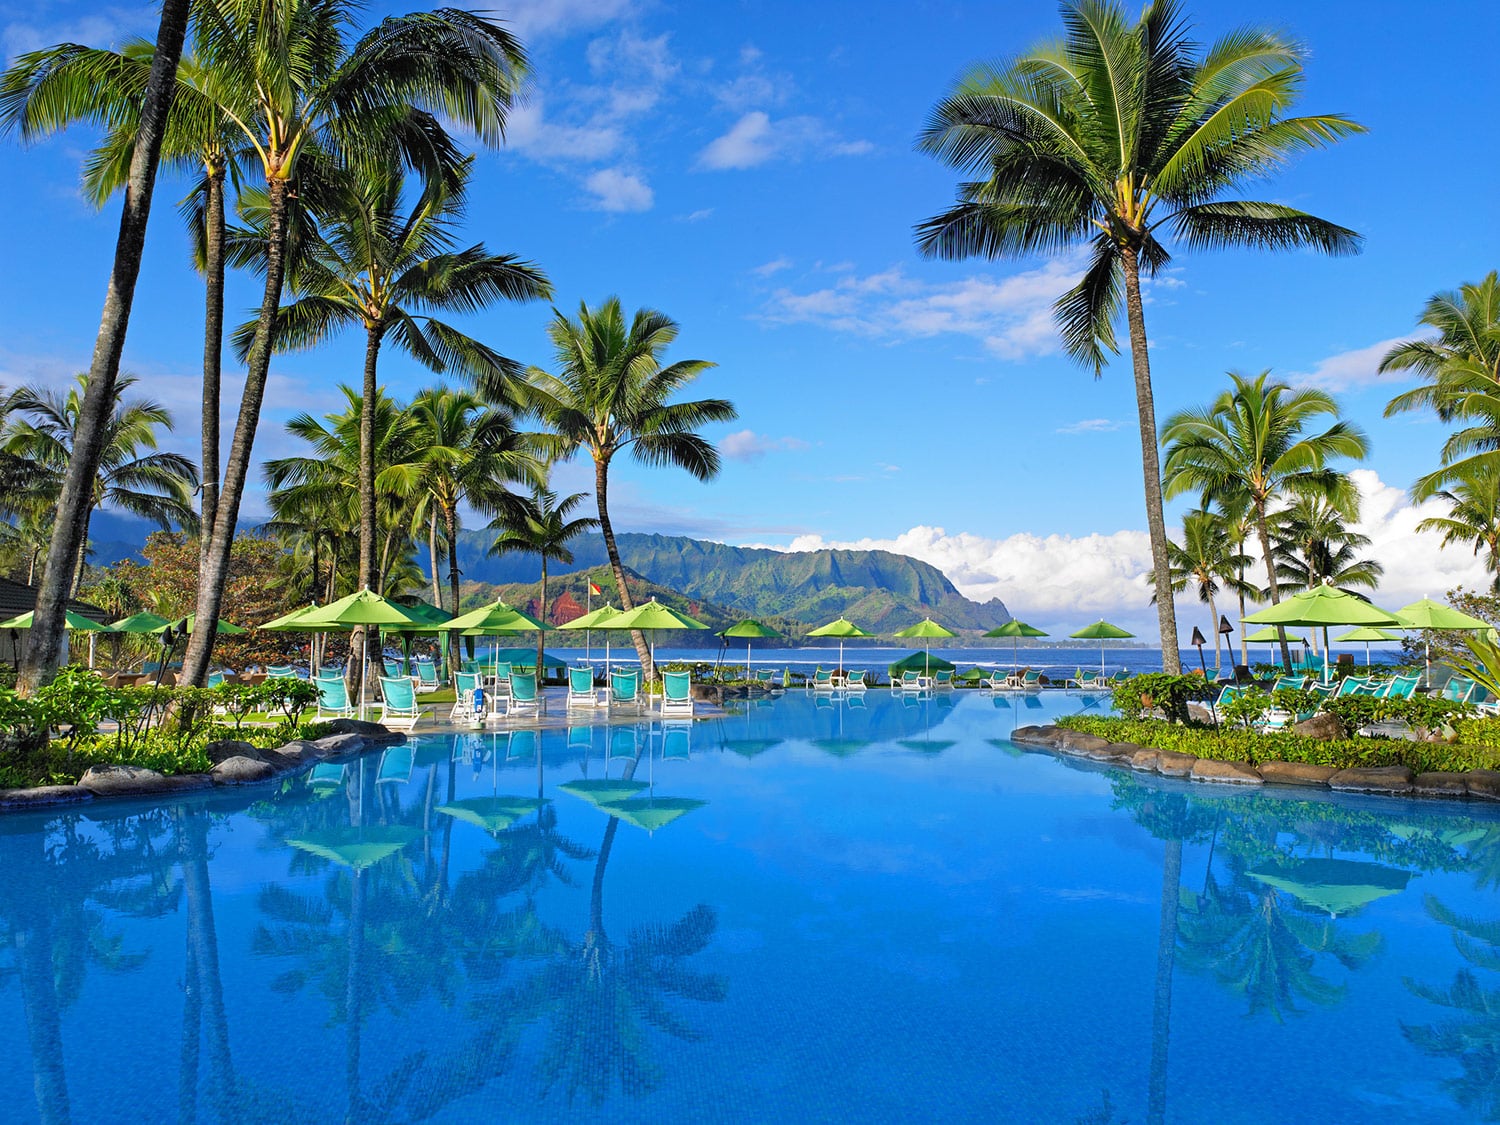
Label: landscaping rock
xmin=1258 ymin=761 xmax=1337 ymax=787
xmin=1190 ymin=759 xmax=1263 ymax=785
xmin=0 ymin=785 xmax=94 ymax=808
xmin=1186 ymin=703 xmax=1214 ymax=725
xmin=1328 ymin=765 xmax=1414 ymax=795
xmin=1467 ymin=771 xmax=1500 ymax=802
xmin=206 ymin=739 xmax=263 ymax=766
xmin=326 ymin=718 xmax=405 ymax=744
xmin=1058 ymin=731 xmax=1109 ymax=754
xmin=1097 ymin=741 xmax=1143 ymax=762
xmin=79 ymin=764 xmax=176 ymax=797
xmin=1155 ymin=750 xmax=1198 ymax=778
xmin=1413 ymin=772 xmax=1470 ymax=798
xmin=1292 ymin=713 xmax=1346 ymax=741
xmin=310 ymin=733 xmax=364 ymax=757
xmin=1011 ymin=726 xmax=1054 ymax=746
xmin=275 ymin=740 xmax=321 ymax=764
xmin=1130 ymin=749 xmax=1162 ymax=772
xmin=210 ymin=756 xmax=277 ymax=785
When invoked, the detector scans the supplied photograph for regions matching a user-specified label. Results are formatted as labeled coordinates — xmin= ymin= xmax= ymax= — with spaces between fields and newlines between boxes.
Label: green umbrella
xmin=436 ymin=796 xmax=545 ymax=837
xmin=1068 ymin=619 xmax=1135 ymax=677
xmin=722 ymin=737 xmax=784 ymax=759
xmin=558 ymin=602 xmax=625 ymax=679
xmin=607 ymin=598 xmax=710 ymax=686
xmin=1245 ymin=585 xmax=1403 ymax=681
xmin=984 ymin=619 xmax=1049 ymax=672
xmin=1245 ymin=624 xmax=1307 ymax=663
xmin=1337 ymin=626 xmax=1402 ymax=668
xmin=596 ymin=794 xmax=705 ymax=834
xmin=560 ymin=778 xmax=650 ymax=806
xmin=258 ymin=604 xmax=322 ymax=631
xmin=0 ymin=609 xmax=110 ymax=631
xmin=720 ymin=618 xmax=782 ymax=675
xmin=108 ymin=611 xmax=171 ymax=634
xmin=1246 ymin=857 xmax=1412 ymax=918
xmin=438 ymin=599 xmax=546 ymax=634
xmin=892 ymin=617 xmax=957 ymax=676
xmin=1395 ymin=597 xmax=1490 ymax=685
xmin=155 ymin=613 xmax=246 ymax=636
xmin=286 ymin=825 xmax=420 ymax=870
xmin=300 ymin=589 xmax=426 ymax=717
xmin=888 ymin=651 xmax=956 ymax=676
xmin=806 ymin=616 xmax=874 ymax=671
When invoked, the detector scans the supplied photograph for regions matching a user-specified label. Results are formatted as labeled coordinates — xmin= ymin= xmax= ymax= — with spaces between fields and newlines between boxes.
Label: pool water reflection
xmin=1 ymin=690 xmax=1498 ymax=1123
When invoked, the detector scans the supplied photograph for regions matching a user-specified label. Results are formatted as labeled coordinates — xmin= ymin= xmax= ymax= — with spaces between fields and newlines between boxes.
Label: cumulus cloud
xmin=696 ymin=111 xmax=872 ymax=170
xmin=1347 ymin=469 xmax=1490 ymax=604
xmin=1288 ymin=335 xmax=1430 ymax=393
xmin=751 ymin=257 xmax=793 ymax=277
xmin=721 ymin=429 xmax=809 ymax=462
xmin=584 ymin=167 xmax=654 ymax=212
xmin=760 ymin=256 xmax=1084 ymax=361
xmin=503 ymin=0 xmax=635 ymax=38
xmin=505 ymin=100 xmax=624 ymax=163
xmin=1057 ymin=418 xmax=1120 ymax=435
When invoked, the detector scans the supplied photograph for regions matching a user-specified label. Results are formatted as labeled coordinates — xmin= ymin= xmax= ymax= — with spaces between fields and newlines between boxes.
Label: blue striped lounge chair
xmin=377 ymin=675 xmax=421 ymax=730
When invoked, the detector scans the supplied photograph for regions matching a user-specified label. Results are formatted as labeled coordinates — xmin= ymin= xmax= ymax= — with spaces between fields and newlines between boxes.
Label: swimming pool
xmin=0 ymin=689 xmax=1495 ymax=1123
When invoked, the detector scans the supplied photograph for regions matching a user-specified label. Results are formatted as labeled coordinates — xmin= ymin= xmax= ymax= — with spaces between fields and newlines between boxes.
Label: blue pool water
xmin=1 ymin=690 xmax=1495 ymax=1124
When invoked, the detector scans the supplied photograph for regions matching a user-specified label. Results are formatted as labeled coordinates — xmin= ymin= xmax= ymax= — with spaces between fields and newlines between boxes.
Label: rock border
xmin=1012 ymin=723 xmax=1500 ymax=802
xmin=0 ymin=718 xmax=406 ymax=812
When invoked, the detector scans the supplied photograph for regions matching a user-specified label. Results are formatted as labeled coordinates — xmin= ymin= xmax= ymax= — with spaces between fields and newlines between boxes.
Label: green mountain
xmin=455 ymin=530 xmax=1010 ymax=632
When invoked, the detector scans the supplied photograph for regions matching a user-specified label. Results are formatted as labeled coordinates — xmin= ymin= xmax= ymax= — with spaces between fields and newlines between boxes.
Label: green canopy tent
xmin=108 ymin=611 xmax=171 ymax=634
xmin=888 ymin=651 xmax=956 ymax=676
xmin=606 ymin=598 xmax=711 ymax=690
xmin=984 ymin=619 xmax=1049 ymax=673
xmin=892 ymin=617 xmax=957 ymax=677
xmin=557 ymin=603 xmax=624 ymax=680
xmin=1395 ymin=597 xmax=1490 ymax=686
xmin=1336 ymin=626 xmax=1402 ymax=669
xmin=300 ymin=589 xmax=426 ymax=719
xmin=806 ymin=616 xmax=874 ymax=673
xmin=1069 ymin=619 xmax=1135 ymax=677
xmin=720 ymin=618 xmax=782 ymax=678
xmin=1244 ymin=584 xmax=1403 ymax=681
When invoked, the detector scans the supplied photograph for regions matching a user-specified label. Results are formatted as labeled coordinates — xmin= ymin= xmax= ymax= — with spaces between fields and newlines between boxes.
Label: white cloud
xmin=506 ymin=100 xmax=624 ymax=162
xmin=721 ymin=429 xmax=809 ymax=462
xmin=680 ymin=208 xmax=714 ymax=223
xmin=1346 ymin=468 xmax=1490 ymax=606
xmin=584 ymin=167 xmax=654 ymax=212
xmin=696 ymin=111 xmax=872 ymax=171
xmin=1290 ymin=333 xmax=1432 ymax=392
xmin=1057 ymin=418 xmax=1120 ymax=435
xmin=761 ymin=256 xmax=1084 ymax=361
xmin=502 ymin=0 xmax=635 ymax=38
xmin=751 ymin=257 xmax=793 ymax=277
xmin=2 ymin=7 xmax=149 ymax=59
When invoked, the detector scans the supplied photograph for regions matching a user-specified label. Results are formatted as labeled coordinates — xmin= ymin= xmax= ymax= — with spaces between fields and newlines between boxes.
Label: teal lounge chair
xmin=384 ymin=658 xmax=403 ymax=678
xmin=844 ymin=669 xmax=868 ymax=692
xmin=508 ymin=671 xmax=542 ymax=718
xmin=414 ymin=661 xmax=440 ymax=694
xmin=507 ymin=729 xmax=538 ymax=761
xmin=662 ymin=722 xmax=691 ymax=760
xmin=315 ymin=675 xmax=355 ymax=721
xmin=900 ymin=669 xmax=929 ymax=692
xmin=1379 ymin=674 xmax=1421 ymax=701
xmin=462 ymin=659 xmax=481 ymax=675
xmin=661 ymin=670 xmax=695 ymax=717
xmin=377 ymin=745 xmax=414 ymax=784
xmin=377 ymin=675 xmax=421 ymax=730
xmin=609 ymin=725 xmax=640 ymax=761
xmin=267 ymin=664 xmax=297 ymax=679
xmin=1442 ymin=676 xmax=1477 ymax=705
xmin=452 ymin=671 xmax=483 ymax=722
xmin=986 ymin=669 xmax=1014 ymax=690
xmin=610 ymin=669 xmax=644 ymax=714
xmin=1022 ymin=670 xmax=1043 ymax=689
xmin=568 ymin=725 xmax=594 ymax=756
xmin=567 ymin=666 xmax=599 ymax=711
xmin=308 ymin=762 xmax=346 ymax=792
xmin=811 ymin=667 xmax=836 ymax=692
xmin=933 ymin=669 xmax=954 ymax=689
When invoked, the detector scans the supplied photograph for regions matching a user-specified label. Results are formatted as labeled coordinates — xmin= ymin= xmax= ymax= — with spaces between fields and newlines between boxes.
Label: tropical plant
xmin=1151 ymin=508 xmax=1251 ymax=669
xmin=174 ymin=0 xmax=529 ymax=688
xmin=489 ymin=486 xmax=599 ymax=672
xmin=1161 ymin=371 xmax=1369 ymax=670
xmin=0 ymin=0 xmax=190 ymax=692
xmin=914 ymin=0 xmax=1364 ymax=672
xmin=1272 ymin=494 xmax=1381 ymax=595
xmin=3 ymin=373 xmax=199 ymax=594
xmin=1415 ymin=459 xmax=1500 ymax=593
xmin=523 ymin=298 xmax=735 ymax=678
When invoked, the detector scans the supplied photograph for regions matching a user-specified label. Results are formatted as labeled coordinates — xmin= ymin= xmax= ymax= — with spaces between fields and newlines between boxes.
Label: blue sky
xmin=2 ymin=0 xmax=1499 ymax=634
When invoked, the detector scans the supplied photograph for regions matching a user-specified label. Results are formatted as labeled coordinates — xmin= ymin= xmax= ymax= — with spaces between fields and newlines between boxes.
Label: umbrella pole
xmin=1323 ymin=626 xmax=1330 ymax=683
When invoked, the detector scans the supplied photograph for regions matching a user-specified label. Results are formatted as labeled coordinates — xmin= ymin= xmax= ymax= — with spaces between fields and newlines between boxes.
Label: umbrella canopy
xmin=720 ymin=618 xmax=782 ymax=676
xmin=1337 ymin=625 xmax=1402 ymax=668
xmin=108 ymin=611 xmax=171 ymax=634
xmin=383 ymin=599 xmax=453 ymax=631
xmin=984 ymin=619 xmax=1049 ymax=672
xmin=1245 ymin=625 xmax=1307 ymax=642
xmin=258 ymin=604 xmax=323 ymax=631
xmin=894 ymin=617 xmax=958 ymax=641
xmin=557 ymin=604 xmax=624 ymax=630
xmin=0 ymin=609 xmax=110 ymax=631
xmin=1246 ymin=858 xmax=1412 ymax=917
xmin=596 ymin=795 xmax=706 ymax=833
xmin=436 ymin=797 xmax=545 ymax=836
xmin=1069 ymin=619 xmax=1135 ymax=677
xmin=1395 ymin=597 xmax=1489 ymax=631
xmin=888 ymin=651 xmax=956 ymax=675
xmin=437 ymin=599 xmax=545 ymax=635
xmin=1243 ymin=586 xmax=1402 ymax=627
xmin=154 ymin=613 xmax=246 ymax=636
xmin=807 ymin=616 xmax=874 ymax=670
xmin=608 ymin=598 xmax=710 ymax=632
xmin=300 ymin=588 xmax=425 ymax=628
xmin=286 ymin=825 xmax=420 ymax=870
xmin=560 ymin=779 xmax=649 ymax=806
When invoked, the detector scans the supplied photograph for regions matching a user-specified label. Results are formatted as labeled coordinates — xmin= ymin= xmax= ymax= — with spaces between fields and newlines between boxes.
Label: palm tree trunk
xmin=537 ymin=557 xmax=547 ymax=675
xmin=199 ymin=158 xmax=226 ymax=587
xmin=17 ymin=0 xmax=190 ymax=693
xmin=1255 ymin=505 xmax=1292 ymax=672
xmin=181 ymin=810 xmax=237 ymax=1114
xmin=444 ymin=504 xmax=462 ymax=675
xmin=1207 ymin=590 xmax=1221 ymax=670
xmin=182 ymin=174 xmax=294 ymax=686
xmin=593 ymin=457 xmax=651 ymax=676
xmin=71 ymin=506 xmax=92 ymax=597
xmin=178 ymin=930 xmax=201 ymax=1125
xmin=427 ymin=511 xmax=442 ymax=608
xmin=1236 ymin=541 xmax=1249 ymax=667
xmin=349 ymin=328 xmax=383 ymax=706
xmin=1147 ymin=837 xmax=1183 ymax=1125
xmin=1120 ymin=248 xmax=1181 ymax=675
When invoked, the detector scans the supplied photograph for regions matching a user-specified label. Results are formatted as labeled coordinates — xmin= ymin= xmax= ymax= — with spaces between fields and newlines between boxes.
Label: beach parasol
xmin=301 ymin=589 xmax=426 ymax=718
xmin=1244 ymin=584 xmax=1403 ymax=680
xmin=1395 ymin=596 xmax=1490 ymax=685
xmin=0 ymin=609 xmax=110 ymax=631
xmin=595 ymin=794 xmax=706 ymax=834
xmin=151 ymin=613 xmax=247 ymax=636
xmin=558 ymin=603 xmax=624 ymax=679
xmin=286 ymin=825 xmax=421 ymax=870
xmin=108 ymin=611 xmax=171 ymax=634
xmin=606 ymin=598 xmax=710 ymax=688
xmin=720 ymin=618 xmax=782 ymax=676
xmin=1337 ymin=626 xmax=1402 ymax=668
xmin=893 ymin=617 xmax=957 ymax=676
xmin=1069 ymin=619 xmax=1135 ymax=677
xmin=984 ymin=619 xmax=1049 ymax=673
xmin=437 ymin=598 xmax=546 ymax=679
xmin=1246 ymin=857 xmax=1412 ymax=918
xmin=806 ymin=616 xmax=874 ymax=672
xmin=1245 ymin=624 xmax=1307 ymax=664
xmin=436 ymin=796 xmax=545 ymax=837
xmin=888 ymin=651 xmax=956 ymax=677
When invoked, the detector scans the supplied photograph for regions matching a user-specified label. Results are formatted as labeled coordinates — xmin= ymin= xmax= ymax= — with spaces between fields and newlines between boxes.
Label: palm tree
xmin=175 ymin=0 xmax=529 ymax=687
xmin=0 ymin=0 xmax=190 ymax=691
xmin=914 ymin=0 xmax=1363 ymax=673
xmin=1416 ymin=458 xmax=1500 ymax=593
xmin=489 ymin=486 xmax=599 ymax=673
xmin=3 ymin=374 xmax=199 ymax=594
xmin=1272 ymin=494 xmax=1383 ymax=630
xmin=524 ymin=298 xmax=735 ymax=679
xmin=1161 ymin=371 xmax=1369 ymax=670
xmin=1152 ymin=509 xmax=1251 ymax=671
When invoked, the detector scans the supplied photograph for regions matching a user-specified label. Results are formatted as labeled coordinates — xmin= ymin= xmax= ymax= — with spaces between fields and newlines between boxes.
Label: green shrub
xmin=1219 ymin=687 xmax=1272 ymax=730
xmin=1110 ymin=673 xmax=1216 ymax=724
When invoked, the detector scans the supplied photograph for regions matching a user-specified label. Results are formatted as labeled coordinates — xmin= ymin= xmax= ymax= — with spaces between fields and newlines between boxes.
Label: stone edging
xmin=0 ymin=718 xmax=406 ymax=812
xmin=1012 ymin=724 xmax=1500 ymax=801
